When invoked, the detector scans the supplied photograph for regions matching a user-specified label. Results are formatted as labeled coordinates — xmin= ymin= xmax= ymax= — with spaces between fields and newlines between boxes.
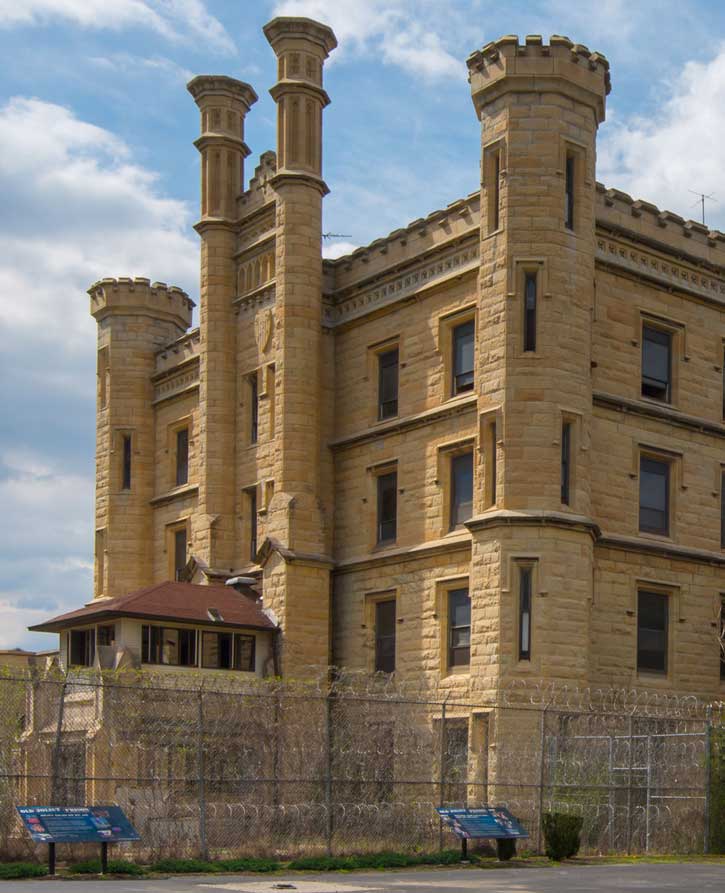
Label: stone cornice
xmin=194 ymin=218 xmax=239 ymax=236
xmin=149 ymin=483 xmax=199 ymax=507
xmin=466 ymin=509 xmax=601 ymax=540
xmin=193 ymin=134 xmax=251 ymax=158
xmin=597 ymin=533 xmax=725 ymax=567
xmin=270 ymin=171 xmax=329 ymax=197
xmin=269 ymin=80 xmax=330 ymax=108
xmin=333 ymin=532 xmax=472 ymax=576
xmin=233 ymin=284 xmax=276 ymax=313
xmin=330 ymin=394 xmax=478 ymax=451
xmin=593 ymin=391 xmax=725 ymax=439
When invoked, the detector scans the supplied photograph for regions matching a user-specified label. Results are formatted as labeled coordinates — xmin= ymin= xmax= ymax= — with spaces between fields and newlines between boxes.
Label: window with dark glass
xmin=491 ymin=150 xmax=500 ymax=232
xmin=565 ymin=154 xmax=575 ymax=230
xmin=641 ymin=325 xmax=671 ymax=402
xmin=97 ymin=625 xmax=115 ymax=647
xmin=452 ymin=320 xmax=474 ymax=395
xmin=174 ymin=527 xmax=187 ymax=580
xmin=374 ymin=599 xmax=396 ymax=673
xmin=489 ymin=420 xmax=497 ymax=506
xmin=142 ymin=625 xmax=196 ymax=666
xmin=377 ymin=471 xmax=397 ymax=544
xmin=720 ymin=597 xmax=725 ymax=681
xmin=561 ymin=421 xmax=572 ymax=505
xmin=202 ymin=631 xmax=234 ymax=669
xmin=450 ymin=451 xmax=473 ymax=529
xmin=121 ymin=435 xmax=132 ymax=490
xmin=448 ymin=587 xmax=471 ymax=668
xmin=175 ymin=428 xmax=189 ymax=486
xmin=249 ymin=373 xmax=259 ymax=443
xmin=637 ymin=590 xmax=668 ymax=674
xmin=234 ymin=634 xmax=256 ymax=672
xmin=721 ymin=472 xmax=725 ymax=549
xmin=722 ymin=347 xmax=725 ymax=419
xmin=524 ymin=272 xmax=537 ymax=352
xmin=378 ymin=348 xmax=399 ymax=420
xmin=246 ymin=487 xmax=257 ymax=562
xmin=69 ymin=629 xmax=95 ymax=667
xmin=639 ymin=456 xmax=670 ymax=536
xmin=519 ymin=566 xmax=532 ymax=661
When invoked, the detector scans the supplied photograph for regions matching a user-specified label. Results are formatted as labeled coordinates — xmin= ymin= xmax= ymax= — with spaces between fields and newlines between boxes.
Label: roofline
xmin=29 ymin=610 xmax=277 ymax=635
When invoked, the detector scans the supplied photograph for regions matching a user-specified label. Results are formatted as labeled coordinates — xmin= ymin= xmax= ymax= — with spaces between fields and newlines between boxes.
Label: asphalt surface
xmin=11 ymin=863 xmax=725 ymax=892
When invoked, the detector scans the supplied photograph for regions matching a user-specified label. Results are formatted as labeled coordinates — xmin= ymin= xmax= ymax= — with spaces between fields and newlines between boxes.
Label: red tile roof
xmin=29 ymin=581 xmax=276 ymax=634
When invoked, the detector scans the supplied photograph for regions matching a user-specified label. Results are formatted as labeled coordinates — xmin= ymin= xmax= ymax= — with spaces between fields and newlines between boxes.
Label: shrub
xmin=216 ymin=857 xmax=281 ymax=872
xmin=542 ymin=812 xmax=583 ymax=861
xmin=287 ymin=850 xmax=462 ymax=871
xmin=0 ymin=862 xmax=47 ymax=880
xmin=68 ymin=858 xmax=144 ymax=875
xmin=150 ymin=858 xmax=217 ymax=873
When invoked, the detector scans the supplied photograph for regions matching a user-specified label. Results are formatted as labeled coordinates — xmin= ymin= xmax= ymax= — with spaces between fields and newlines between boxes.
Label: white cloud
xmin=599 ymin=44 xmax=725 ymax=230
xmin=89 ymin=53 xmax=194 ymax=85
xmin=272 ymin=0 xmax=462 ymax=80
xmin=0 ymin=0 xmax=234 ymax=53
xmin=322 ymin=240 xmax=358 ymax=259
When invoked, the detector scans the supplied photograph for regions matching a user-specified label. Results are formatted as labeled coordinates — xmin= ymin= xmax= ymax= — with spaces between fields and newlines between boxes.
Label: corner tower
xmin=466 ymin=37 xmax=610 ymax=688
xmin=90 ymin=278 xmax=193 ymax=599
xmin=261 ymin=17 xmax=337 ymax=671
xmin=188 ymin=75 xmax=257 ymax=569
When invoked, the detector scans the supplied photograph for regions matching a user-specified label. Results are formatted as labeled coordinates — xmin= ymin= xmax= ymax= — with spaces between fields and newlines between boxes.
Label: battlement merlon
xmin=88 ymin=277 xmax=194 ymax=332
xmin=467 ymin=34 xmax=611 ymax=124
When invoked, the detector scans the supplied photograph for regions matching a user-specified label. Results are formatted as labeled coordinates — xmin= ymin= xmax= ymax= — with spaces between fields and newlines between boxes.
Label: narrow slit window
xmin=378 ymin=348 xmax=399 ymax=420
xmin=641 ymin=325 xmax=672 ymax=402
xmin=489 ymin=421 xmax=497 ymax=506
xmin=121 ymin=435 xmax=132 ymax=490
xmin=174 ymin=528 xmax=187 ymax=581
xmin=565 ymin=154 xmax=575 ymax=230
xmin=450 ymin=451 xmax=473 ymax=529
xmin=376 ymin=471 xmax=397 ymax=544
xmin=722 ymin=347 xmax=725 ymax=420
xmin=448 ymin=587 xmax=471 ymax=668
xmin=247 ymin=487 xmax=258 ymax=562
xmin=374 ymin=599 xmax=396 ymax=673
xmin=452 ymin=320 xmax=474 ymax=395
xmin=519 ymin=566 xmax=532 ymax=661
xmin=721 ymin=471 xmax=725 ymax=549
xmin=249 ymin=373 xmax=259 ymax=444
xmin=637 ymin=590 xmax=668 ymax=674
xmin=524 ymin=272 xmax=537 ymax=352
xmin=639 ymin=456 xmax=670 ymax=536
xmin=561 ymin=421 xmax=572 ymax=505
xmin=175 ymin=428 xmax=189 ymax=486
xmin=491 ymin=150 xmax=500 ymax=232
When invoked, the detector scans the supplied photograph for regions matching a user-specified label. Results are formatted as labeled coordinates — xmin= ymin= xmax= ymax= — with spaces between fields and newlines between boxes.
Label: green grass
xmin=286 ymin=850 xmax=463 ymax=871
xmin=0 ymin=862 xmax=47 ymax=879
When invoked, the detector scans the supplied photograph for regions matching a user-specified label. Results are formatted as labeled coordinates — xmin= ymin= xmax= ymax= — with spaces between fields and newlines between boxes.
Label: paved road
xmin=13 ymin=864 xmax=725 ymax=892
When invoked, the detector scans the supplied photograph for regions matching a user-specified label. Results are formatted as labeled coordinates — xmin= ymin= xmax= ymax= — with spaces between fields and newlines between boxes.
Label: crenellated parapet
xmin=89 ymin=277 xmax=193 ymax=332
xmin=467 ymin=34 xmax=610 ymax=123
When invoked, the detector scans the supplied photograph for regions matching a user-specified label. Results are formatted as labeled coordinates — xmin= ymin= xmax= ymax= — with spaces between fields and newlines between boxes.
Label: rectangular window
xmin=639 ymin=456 xmax=670 ymax=536
xmin=378 ymin=348 xmax=399 ymax=420
xmin=519 ymin=566 xmax=532 ymax=661
xmin=175 ymin=428 xmax=189 ymax=486
xmin=97 ymin=625 xmax=115 ymax=647
xmin=246 ymin=487 xmax=257 ymax=562
xmin=489 ymin=420 xmax=497 ymax=506
xmin=142 ymin=625 xmax=196 ymax=666
xmin=249 ymin=373 xmax=259 ymax=444
xmin=450 ymin=451 xmax=473 ymax=529
xmin=452 ymin=320 xmax=474 ymax=395
xmin=722 ymin=472 xmax=725 ymax=550
xmin=202 ymin=631 xmax=234 ymax=669
xmin=121 ymin=435 xmax=132 ymax=490
xmin=374 ymin=599 xmax=396 ymax=673
xmin=174 ymin=527 xmax=187 ymax=580
xmin=641 ymin=325 xmax=671 ymax=402
xmin=565 ymin=154 xmax=575 ymax=230
xmin=561 ymin=421 xmax=572 ymax=505
xmin=376 ymin=471 xmax=397 ymax=544
xmin=637 ymin=590 xmax=668 ymax=674
xmin=69 ymin=629 xmax=95 ymax=667
xmin=524 ymin=272 xmax=537 ymax=352
xmin=491 ymin=150 xmax=500 ymax=232
xmin=234 ymin=634 xmax=256 ymax=672
xmin=720 ymin=597 xmax=725 ymax=681
xmin=448 ymin=587 xmax=471 ymax=668
xmin=722 ymin=347 xmax=725 ymax=420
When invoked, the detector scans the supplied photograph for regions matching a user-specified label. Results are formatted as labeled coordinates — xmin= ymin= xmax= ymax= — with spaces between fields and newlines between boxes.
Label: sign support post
xmin=101 ymin=841 xmax=108 ymax=874
xmin=48 ymin=842 xmax=56 ymax=876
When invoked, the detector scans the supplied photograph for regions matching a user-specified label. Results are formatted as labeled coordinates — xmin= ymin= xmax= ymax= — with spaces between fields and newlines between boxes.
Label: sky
xmin=2 ymin=0 xmax=725 ymax=650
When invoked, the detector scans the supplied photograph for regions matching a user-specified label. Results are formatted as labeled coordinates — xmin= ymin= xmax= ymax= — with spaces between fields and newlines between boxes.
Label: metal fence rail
xmin=0 ymin=669 xmax=721 ymax=862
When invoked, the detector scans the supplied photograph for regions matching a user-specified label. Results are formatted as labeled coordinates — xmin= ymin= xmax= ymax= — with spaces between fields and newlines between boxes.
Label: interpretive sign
xmin=436 ymin=806 xmax=529 ymax=840
xmin=17 ymin=806 xmax=139 ymax=843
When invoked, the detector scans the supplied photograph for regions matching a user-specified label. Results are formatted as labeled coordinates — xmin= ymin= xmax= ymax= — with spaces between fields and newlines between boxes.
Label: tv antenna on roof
xmin=688 ymin=190 xmax=717 ymax=226
xmin=322 ymin=232 xmax=351 ymax=240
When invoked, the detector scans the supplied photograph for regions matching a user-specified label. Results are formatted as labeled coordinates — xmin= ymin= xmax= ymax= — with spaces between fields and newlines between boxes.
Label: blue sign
xmin=436 ymin=806 xmax=529 ymax=840
xmin=17 ymin=806 xmax=140 ymax=844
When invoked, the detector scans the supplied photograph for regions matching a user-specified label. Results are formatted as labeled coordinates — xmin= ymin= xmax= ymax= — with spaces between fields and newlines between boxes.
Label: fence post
xmin=626 ymin=715 xmax=633 ymax=855
xmin=704 ymin=705 xmax=712 ymax=855
xmin=325 ymin=688 xmax=334 ymax=857
xmin=50 ymin=677 xmax=68 ymax=804
xmin=197 ymin=686 xmax=208 ymax=861
xmin=645 ymin=734 xmax=651 ymax=853
xmin=438 ymin=698 xmax=447 ymax=852
xmin=536 ymin=705 xmax=547 ymax=854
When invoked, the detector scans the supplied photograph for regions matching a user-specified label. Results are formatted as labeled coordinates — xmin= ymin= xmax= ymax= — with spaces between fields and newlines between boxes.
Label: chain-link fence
xmin=0 ymin=668 xmax=722 ymax=862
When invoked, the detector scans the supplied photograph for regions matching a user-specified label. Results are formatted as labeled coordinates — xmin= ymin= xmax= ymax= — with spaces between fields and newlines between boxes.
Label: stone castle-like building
xmin=34 ymin=18 xmax=725 ymax=700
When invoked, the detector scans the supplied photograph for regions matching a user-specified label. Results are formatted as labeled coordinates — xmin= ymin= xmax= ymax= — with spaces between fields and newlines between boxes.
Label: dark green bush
xmin=150 ymin=858 xmax=217 ymax=873
xmin=216 ymin=857 xmax=281 ymax=872
xmin=0 ymin=862 xmax=47 ymax=880
xmin=287 ymin=850 xmax=462 ymax=871
xmin=542 ymin=812 xmax=583 ymax=861
xmin=68 ymin=858 xmax=144 ymax=875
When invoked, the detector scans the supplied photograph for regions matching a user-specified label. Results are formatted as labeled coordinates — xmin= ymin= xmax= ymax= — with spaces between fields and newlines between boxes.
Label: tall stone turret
xmin=90 ymin=278 xmax=193 ymax=599
xmin=466 ymin=36 xmax=610 ymax=687
xmin=188 ymin=75 xmax=257 ymax=569
xmin=261 ymin=17 xmax=337 ymax=671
